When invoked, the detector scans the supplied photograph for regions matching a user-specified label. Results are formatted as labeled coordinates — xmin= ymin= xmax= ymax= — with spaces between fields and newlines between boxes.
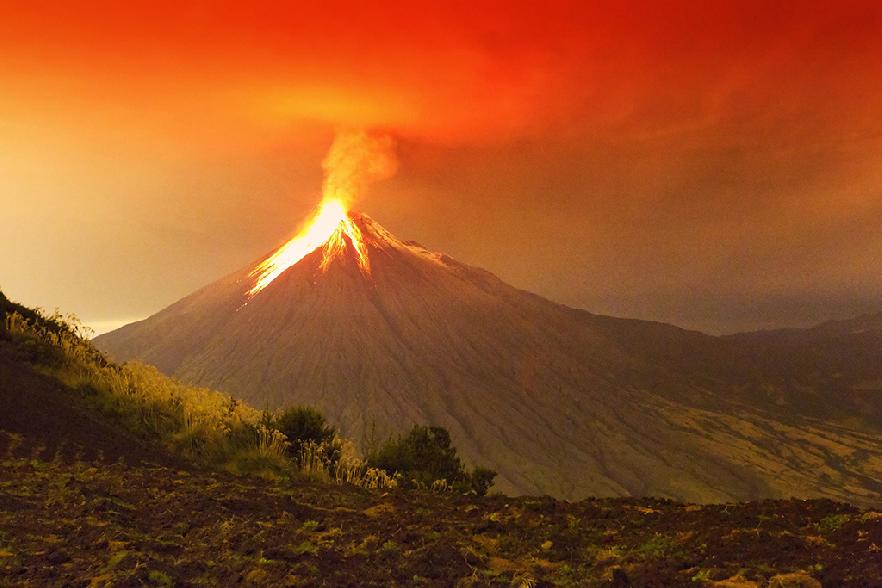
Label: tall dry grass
xmin=4 ymin=310 xmax=291 ymax=474
xmin=297 ymin=439 xmax=398 ymax=489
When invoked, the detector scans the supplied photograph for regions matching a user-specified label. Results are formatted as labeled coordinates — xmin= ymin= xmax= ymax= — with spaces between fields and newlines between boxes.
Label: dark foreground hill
xmin=0 ymin=291 xmax=173 ymax=466
xmin=0 ymin=350 xmax=178 ymax=468
xmin=95 ymin=213 xmax=882 ymax=504
xmin=2 ymin=455 xmax=882 ymax=586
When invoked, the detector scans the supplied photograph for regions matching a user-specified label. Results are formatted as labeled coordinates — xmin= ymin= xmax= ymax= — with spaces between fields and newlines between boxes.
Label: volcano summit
xmin=95 ymin=208 xmax=882 ymax=504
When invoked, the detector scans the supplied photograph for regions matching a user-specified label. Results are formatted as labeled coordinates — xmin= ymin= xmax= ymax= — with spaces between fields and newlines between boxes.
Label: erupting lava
xmin=248 ymin=131 xmax=396 ymax=297
xmin=248 ymin=199 xmax=368 ymax=296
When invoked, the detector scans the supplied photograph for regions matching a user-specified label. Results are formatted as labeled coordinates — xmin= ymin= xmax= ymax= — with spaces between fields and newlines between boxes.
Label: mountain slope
xmin=0 ymin=293 xmax=177 ymax=467
xmin=6 ymin=294 xmax=882 ymax=586
xmin=725 ymin=314 xmax=882 ymax=420
xmin=0 ymin=350 xmax=176 ymax=466
xmin=94 ymin=214 xmax=882 ymax=504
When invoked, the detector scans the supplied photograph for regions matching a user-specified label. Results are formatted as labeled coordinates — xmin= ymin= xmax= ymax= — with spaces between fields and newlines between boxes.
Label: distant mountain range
xmin=95 ymin=213 xmax=882 ymax=504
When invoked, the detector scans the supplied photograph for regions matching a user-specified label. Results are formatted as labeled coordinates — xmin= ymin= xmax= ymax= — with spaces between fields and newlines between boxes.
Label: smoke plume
xmin=321 ymin=130 xmax=397 ymax=206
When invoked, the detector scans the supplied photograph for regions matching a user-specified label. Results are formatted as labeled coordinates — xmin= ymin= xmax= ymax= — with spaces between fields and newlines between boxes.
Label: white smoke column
xmin=321 ymin=130 xmax=398 ymax=206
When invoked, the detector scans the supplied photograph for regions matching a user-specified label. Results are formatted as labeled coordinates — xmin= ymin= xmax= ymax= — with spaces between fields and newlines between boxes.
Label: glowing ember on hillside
xmin=248 ymin=131 xmax=396 ymax=296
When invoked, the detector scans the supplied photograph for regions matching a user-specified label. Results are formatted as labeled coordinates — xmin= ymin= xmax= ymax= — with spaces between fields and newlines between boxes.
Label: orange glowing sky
xmin=2 ymin=1 xmax=881 ymax=333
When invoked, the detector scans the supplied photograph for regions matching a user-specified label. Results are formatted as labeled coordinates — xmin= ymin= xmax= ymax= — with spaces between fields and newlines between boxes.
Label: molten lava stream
xmin=248 ymin=198 xmax=370 ymax=296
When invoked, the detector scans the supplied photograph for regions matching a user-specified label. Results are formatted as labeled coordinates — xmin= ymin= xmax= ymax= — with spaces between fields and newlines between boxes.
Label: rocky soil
xmin=1 ymin=445 xmax=881 ymax=587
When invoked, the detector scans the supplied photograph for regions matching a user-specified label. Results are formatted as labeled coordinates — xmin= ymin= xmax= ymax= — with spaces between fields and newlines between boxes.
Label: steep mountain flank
xmin=95 ymin=214 xmax=882 ymax=503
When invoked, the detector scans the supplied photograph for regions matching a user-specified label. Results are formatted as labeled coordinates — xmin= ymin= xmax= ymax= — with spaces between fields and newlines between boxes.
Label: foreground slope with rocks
xmin=1 ymin=447 xmax=880 ymax=587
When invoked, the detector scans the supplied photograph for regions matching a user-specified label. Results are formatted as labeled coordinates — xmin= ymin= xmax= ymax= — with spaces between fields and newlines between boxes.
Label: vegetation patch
xmin=366 ymin=425 xmax=496 ymax=495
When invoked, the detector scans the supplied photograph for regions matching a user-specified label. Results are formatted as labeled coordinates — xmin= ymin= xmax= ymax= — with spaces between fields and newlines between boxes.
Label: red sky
xmin=2 ymin=1 xmax=881 ymax=333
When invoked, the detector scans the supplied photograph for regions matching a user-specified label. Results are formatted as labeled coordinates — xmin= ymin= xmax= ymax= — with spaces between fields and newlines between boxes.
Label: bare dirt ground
xmin=1 ymin=446 xmax=881 ymax=587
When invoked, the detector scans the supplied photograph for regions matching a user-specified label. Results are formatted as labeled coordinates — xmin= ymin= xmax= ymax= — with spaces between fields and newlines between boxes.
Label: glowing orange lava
xmin=248 ymin=198 xmax=369 ymax=296
xmin=247 ymin=131 xmax=395 ymax=296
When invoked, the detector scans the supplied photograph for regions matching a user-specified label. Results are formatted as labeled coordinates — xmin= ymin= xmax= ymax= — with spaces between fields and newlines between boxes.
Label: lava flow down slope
xmin=95 ymin=134 xmax=882 ymax=504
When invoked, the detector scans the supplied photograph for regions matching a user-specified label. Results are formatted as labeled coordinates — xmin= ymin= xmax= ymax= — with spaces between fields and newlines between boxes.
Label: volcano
xmin=95 ymin=210 xmax=882 ymax=504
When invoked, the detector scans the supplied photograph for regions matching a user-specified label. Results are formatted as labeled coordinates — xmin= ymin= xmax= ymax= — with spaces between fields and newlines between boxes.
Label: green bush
xmin=366 ymin=425 xmax=496 ymax=495
xmin=271 ymin=406 xmax=339 ymax=466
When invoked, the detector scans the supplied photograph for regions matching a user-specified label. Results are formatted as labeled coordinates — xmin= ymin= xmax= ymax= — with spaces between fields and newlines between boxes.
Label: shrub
xmin=469 ymin=467 xmax=498 ymax=497
xmin=367 ymin=425 xmax=496 ymax=495
xmin=270 ymin=406 xmax=340 ymax=466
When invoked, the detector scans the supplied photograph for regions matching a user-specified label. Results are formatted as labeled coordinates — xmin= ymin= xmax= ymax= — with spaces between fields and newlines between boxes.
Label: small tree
xmin=272 ymin=406 xmax=339 ymax=466
xmin=367 ymin=425 xmax=496 ymax=495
